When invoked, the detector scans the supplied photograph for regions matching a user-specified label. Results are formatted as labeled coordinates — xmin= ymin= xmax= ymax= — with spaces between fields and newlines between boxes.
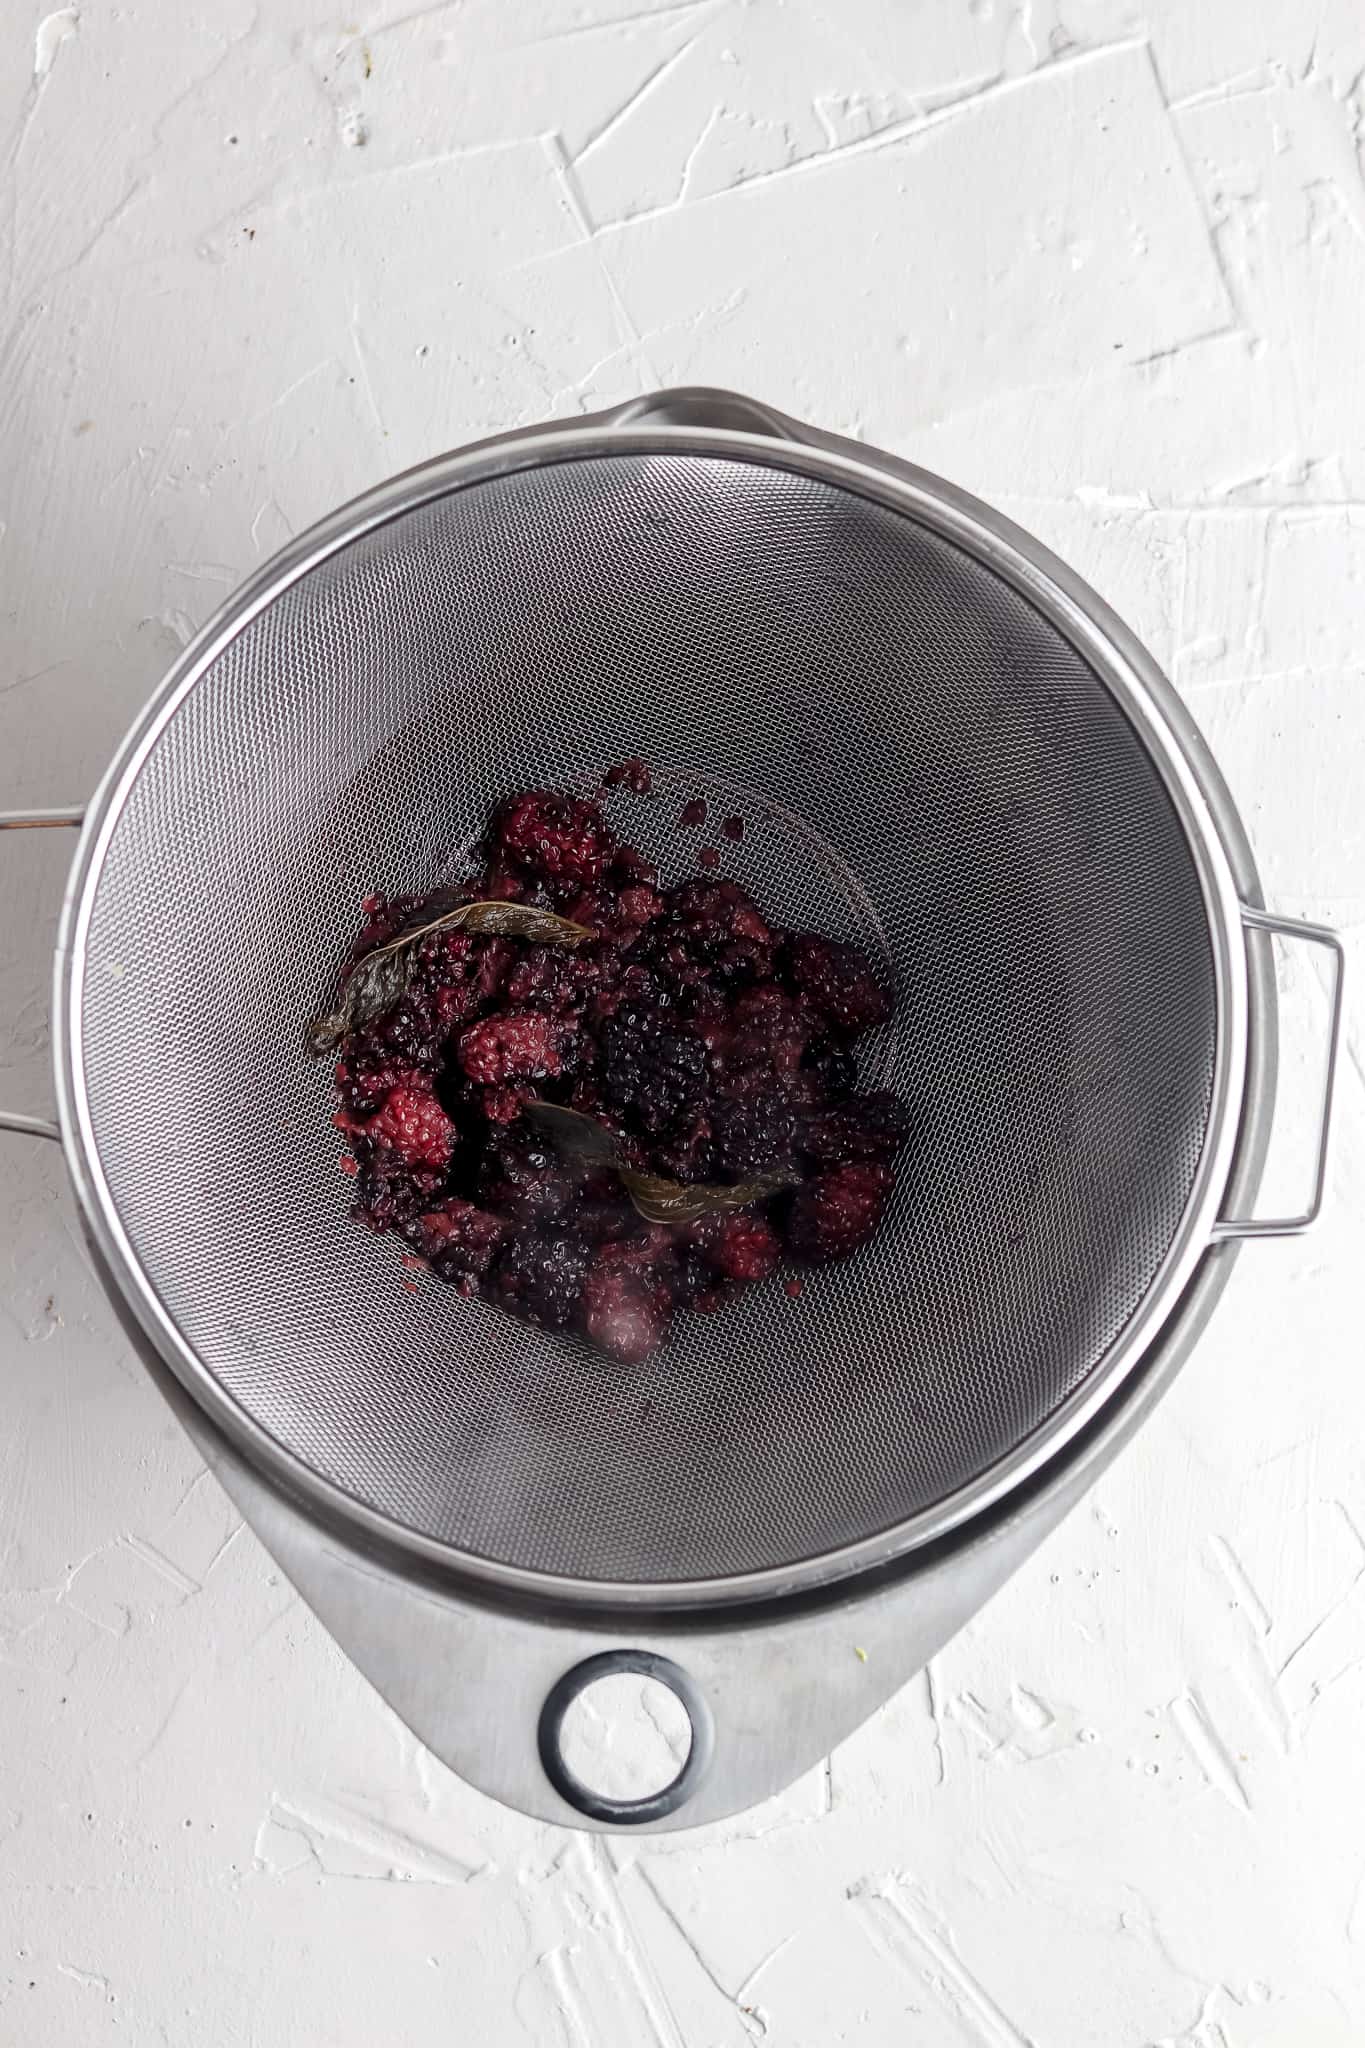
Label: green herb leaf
xmin=619 ymin=1166 xmax=799 ymax=1224
xmin=525 ymin=1099 xmax=623 ymax=1168
xmin=527 ymin=1100 xmax=798 ymax=1223
xmin=308 ymin=900 xmax=593 ymax=1057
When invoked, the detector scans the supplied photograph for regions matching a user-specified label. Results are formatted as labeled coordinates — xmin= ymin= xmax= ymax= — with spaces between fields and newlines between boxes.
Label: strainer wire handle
xmin=0 ymin=806 xmax=85 ymax=1144
xmin=1212 ymin=906 xmax=1345 ymax=1242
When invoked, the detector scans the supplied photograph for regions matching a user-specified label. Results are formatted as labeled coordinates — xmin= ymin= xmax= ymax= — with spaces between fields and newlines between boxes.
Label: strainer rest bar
xmin=0 ymin=808 xmax=83 ymax=1142
xmin=1211 ymin=907 xmax=1344 ymax=1241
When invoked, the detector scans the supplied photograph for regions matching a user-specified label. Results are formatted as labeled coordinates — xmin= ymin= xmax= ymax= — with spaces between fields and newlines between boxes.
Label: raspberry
xmin=360 ymin=1085 xmax=456 ymax=1170
xmin=580 ymin=1263 xmax=672 ymax=1364
xmin=800 ymin=1092 xmax=909 ymax=1168
xmin=496 ymin=791 xmax=615 ymax=885
xmin=784 ymin=935 xmax=889 ymax=1037
xmin=335 ymin=1053 xmax=426 ymax=1119
xmin=405 ymin=1199 xmax=505 ymax=1276
xmin=458 ymin=1012 xmax=570 ymax=1084
xmin=476 ymin=1084 xmax=528 ymax=1124
xmin=591 ymin=962 xmax=666 ymax=1029
xmin=562 ymin=884 xmax=663 ymax=941
xmin=724 ymin=982 xmax=807 ymax=1079
xmin=489 ymin=1229 xmax=590 ymax=1332
xmin=704 ymin=1213 xmax=781 ymax=1283
xmin=785 ymin=1165 xmax=893 ymax=1265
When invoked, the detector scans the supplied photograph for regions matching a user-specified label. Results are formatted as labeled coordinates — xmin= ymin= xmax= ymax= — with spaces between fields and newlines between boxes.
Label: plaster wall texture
xmin=2 ymin=2 xmax=1363 ymax=2042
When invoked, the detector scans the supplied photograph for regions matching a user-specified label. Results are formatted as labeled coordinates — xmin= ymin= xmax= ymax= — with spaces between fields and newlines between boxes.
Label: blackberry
xmin=800 ymin=1092 xmax=910 ymax=1168
xmin=403 ymin=1199 xmax=505 ymax=1277
xmin=573 ymin=1170 xmax=638 ymax=1243
xmin=478 ymin=1127 xmax=575 ymax=1225
xmin=335 ymin=1053 xmax=420 ymax=1119
xmin=501 ymin=946 xmax=585 ymax=1015
xmin=784 ymin=1165 xmax=894 ymax=1265
xmin=712 ymin=1095 xmax=796 ymax=1180
xmin=489 ymin=1229 xmax=590 ymax=1332
xmin=351 ymin=1157 xmax=440 ymax=1233
xmin=711 ymin=935 xmax=775 ymax=990
xmin=783 ymin=934 xmax=889 ymax=1037
xmin=802 ymin=1041 xmax=858 ymax=1099
xmin=364 ymin=989 xmax=448 ymax=1064
xmin=651 ymin=1112 xmax=716 ymax=1185
xmin=599 ymin=1011 xmax=708 ymax=1138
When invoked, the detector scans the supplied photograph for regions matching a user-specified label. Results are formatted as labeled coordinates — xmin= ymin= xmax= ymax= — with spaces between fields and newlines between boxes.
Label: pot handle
xmin=0 ymin=807 xmax=85 ymax=1143
xmin=606 ymin=385 xmax=808 ymax=442
xmin=1212 ymin=906 xmax=1345 ymax=1242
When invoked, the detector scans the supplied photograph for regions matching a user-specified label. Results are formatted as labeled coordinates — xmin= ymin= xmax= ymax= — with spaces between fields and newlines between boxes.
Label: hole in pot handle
xmin=538 ymin=1650 xmax=714 ymax=1826
xmin=1212 ymin=906 xmax=1345 ymax=1242
xmin=0 ymin=808 xmax=85 ymax=1143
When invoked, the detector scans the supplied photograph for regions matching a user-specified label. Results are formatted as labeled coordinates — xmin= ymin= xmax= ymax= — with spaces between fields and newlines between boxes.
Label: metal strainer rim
xmin=52 ymin=417 xmax=1251 ymax=1612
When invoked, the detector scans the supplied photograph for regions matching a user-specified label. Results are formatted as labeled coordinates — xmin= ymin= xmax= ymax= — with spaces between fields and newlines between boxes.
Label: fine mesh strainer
xmin=2 ymin=388 xmax=1343 ymax=1829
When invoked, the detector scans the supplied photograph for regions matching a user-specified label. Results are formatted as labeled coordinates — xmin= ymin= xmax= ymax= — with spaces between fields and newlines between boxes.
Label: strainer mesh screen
xmin=77 ymin=453 xmax=1216 ymax=1583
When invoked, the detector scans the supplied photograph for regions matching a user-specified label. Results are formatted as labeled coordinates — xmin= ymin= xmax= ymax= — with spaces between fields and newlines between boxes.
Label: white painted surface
xmin=2 ymin=1 xmax=1363 ymax=2040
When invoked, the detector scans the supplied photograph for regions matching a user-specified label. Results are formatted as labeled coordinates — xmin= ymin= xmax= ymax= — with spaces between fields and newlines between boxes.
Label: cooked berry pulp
xmin=327 ymin=787 xmax=908 ymax=1363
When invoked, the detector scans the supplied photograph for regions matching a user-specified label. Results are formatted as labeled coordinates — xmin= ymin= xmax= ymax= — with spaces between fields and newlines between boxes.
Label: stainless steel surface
xmin=7 ymin=384 xmax=1333 ymax=1825
xmin=1210 ymin=908 xmax=1344 ymax=1241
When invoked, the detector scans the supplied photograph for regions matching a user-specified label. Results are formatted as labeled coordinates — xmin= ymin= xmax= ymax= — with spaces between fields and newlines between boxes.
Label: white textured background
xmin=3 ymin=2 xmax=1364 ymax=2042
